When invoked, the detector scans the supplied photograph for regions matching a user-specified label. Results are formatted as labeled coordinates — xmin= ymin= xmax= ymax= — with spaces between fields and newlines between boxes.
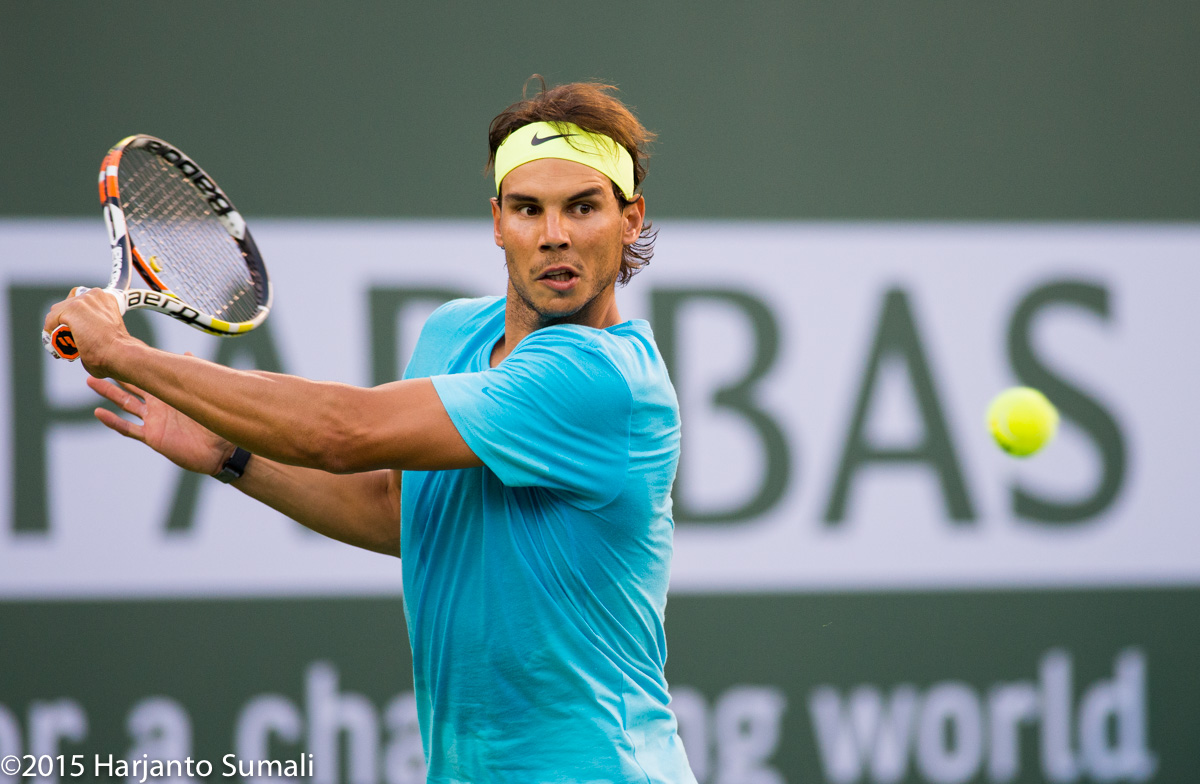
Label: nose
xmin=539 ymin=210 xmax=571 ymax=252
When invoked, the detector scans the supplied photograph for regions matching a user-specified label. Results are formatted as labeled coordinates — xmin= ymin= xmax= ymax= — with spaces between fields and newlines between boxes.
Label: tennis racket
xmin=43 ymin=134 xmax=271 ymax=361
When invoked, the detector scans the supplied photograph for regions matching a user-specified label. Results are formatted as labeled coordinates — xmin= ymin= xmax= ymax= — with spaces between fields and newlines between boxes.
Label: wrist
xmin=102 ymin=334 xmax=147 ymax=381
xmin=213 ymin=446 xmax=253 ymax=484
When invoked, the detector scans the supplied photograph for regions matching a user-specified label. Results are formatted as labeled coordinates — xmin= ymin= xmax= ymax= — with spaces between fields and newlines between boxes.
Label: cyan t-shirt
xmin=401 ymin=296 xmax=694 ymax=784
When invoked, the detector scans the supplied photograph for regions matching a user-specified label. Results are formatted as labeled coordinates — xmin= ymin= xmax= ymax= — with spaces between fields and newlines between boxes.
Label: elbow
xmin=372 ymin=533 xmax=402 ymax=559
xmin=295 ymin=408 xmax=373 ymax=474
xmin=308 ymin=426 xmax=370 ymax=474
xmin=284 ymin=384 xmax=424 ymax=474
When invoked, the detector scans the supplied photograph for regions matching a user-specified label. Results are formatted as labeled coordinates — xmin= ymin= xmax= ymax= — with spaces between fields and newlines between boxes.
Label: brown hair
xmin=488 ymin=77 xmax=657 ymax=285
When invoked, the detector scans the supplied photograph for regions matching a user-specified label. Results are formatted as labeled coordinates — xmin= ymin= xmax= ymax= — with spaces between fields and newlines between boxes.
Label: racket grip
xmin=43 ymin=325 xmax=80 ymax=361
xmin=41 ymin=286 xmax=126 ymax=361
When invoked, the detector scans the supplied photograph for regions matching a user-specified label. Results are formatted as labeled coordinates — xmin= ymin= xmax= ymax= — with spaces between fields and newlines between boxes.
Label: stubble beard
xmin=504 ymin=247 xmax=621 ymax=332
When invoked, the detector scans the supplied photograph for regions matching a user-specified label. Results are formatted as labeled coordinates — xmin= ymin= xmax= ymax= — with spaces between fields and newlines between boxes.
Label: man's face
xmin=492 ymin=158 xmax=644 ymax=330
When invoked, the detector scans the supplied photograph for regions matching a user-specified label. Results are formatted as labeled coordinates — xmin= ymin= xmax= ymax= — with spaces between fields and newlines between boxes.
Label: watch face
xmin=214 ymin=465 xmax=240 ymax=483
xmin=215 ymin=448 xmax=251 ymax=483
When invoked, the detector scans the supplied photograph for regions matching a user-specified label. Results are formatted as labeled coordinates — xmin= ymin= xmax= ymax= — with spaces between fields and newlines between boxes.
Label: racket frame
xmin=98 ymin=135 xmax=272 ymax=335
xmin=44 ymin=135 xmax=272 ymax=360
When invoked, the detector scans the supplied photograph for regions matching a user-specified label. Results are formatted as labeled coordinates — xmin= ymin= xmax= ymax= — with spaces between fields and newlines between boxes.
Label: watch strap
xmin=213 ymin=446 xmax=252 ymax=484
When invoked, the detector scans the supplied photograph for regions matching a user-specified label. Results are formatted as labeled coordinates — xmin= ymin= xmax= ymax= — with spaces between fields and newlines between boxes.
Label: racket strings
xmin=118 ymin=149 xmax=262 ymax=323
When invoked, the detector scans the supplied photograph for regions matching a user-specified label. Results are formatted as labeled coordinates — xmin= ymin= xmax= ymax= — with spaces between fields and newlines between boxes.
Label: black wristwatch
xmin=213 ymin=447 xmax=252 ymax=484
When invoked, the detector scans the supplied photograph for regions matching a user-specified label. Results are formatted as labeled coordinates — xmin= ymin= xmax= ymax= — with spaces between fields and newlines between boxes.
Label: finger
xmin=86 ymin=377 xmax=147 ymax=418
xmin=116 ymin=379 xmax=153 ymax=403
xmin=94 ymin=407 xmax=146 ymax=441
xmin=86 ymin=376 xmax=128 ymax=404
xmin=44 ymin=286 xmax=94 ymax=330
xmin=43 ymin=298 xmax=70 ymax=333
xmin=43 ymin=287 xmax=104 ymax=332
xmin=85 ymin=376 xmax=121 ymax=402
xmin=85 ymin=375 xmax=144 ymax=405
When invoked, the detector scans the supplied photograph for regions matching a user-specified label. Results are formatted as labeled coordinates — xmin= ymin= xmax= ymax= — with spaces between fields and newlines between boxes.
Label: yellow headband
xmin=494 ymin=121 xmax=637 ymax=201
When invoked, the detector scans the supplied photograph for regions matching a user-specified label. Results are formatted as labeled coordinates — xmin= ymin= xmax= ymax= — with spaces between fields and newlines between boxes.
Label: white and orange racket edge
xmin=43 ymin=135 xmax=271 ymax=361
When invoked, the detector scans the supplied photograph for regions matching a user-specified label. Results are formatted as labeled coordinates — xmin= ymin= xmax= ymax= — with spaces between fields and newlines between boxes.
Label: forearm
xmin=231 ymin=457 xmax=402 ymax=557
xmin=106 ymin=339 xmax=383 ymax=471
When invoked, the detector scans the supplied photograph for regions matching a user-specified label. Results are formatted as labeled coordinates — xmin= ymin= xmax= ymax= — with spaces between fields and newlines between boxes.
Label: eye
xmin=575 ymin=203 xmax=594 ymax=215
xmin=517 ymin=204 xmax=539 ymax=217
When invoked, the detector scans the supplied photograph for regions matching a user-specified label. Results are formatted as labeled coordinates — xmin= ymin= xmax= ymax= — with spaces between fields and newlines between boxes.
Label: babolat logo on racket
xmin=143 ymin=140 xmax=236 ymax=217
xmin=54 ymin=332 xmax=78 ymax=358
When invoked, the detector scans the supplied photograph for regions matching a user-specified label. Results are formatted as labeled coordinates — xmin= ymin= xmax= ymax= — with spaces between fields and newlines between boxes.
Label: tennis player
xmin=44 ymin=80 xmax=696 ymax=783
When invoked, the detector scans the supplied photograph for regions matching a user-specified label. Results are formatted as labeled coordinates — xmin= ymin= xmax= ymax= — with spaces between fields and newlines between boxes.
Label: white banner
xmin=1 ymin=220 xmax=1197 ymax=597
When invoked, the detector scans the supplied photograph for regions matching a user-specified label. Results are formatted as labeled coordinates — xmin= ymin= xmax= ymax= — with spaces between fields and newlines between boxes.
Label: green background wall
xmin=3 ymin=4 xmax=1198 ymax=783
xmin=3 ymin=2 xmax=1198 ymax=220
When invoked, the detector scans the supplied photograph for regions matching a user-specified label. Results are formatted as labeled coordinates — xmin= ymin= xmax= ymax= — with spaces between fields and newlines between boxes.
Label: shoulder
xmin=424 ymin=295 xmax=504 ymax=335
xmin=507 ymin=324 xmax=629 ymax=385
xmin=403 ymin=296 xmax=502 ymax=380
xmin=507 ymin=320 xmax=675 ymax=406
xmin=504 ymin=325 xmax=626 ymax=389
xmin=534 ymin=321 xmax=670 ymax=388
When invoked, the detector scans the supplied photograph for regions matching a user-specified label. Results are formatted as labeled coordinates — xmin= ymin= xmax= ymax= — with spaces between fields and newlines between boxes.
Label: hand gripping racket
xmin=43 ymin=135 xmax=271 ymax=361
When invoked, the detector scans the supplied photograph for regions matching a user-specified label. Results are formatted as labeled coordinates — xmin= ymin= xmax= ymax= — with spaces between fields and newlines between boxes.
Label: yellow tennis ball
xmin=987 ymin=387 xmax=1059 ymax=457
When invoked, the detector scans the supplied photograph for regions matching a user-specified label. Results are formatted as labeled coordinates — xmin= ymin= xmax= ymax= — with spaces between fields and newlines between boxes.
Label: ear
xmin=621 ymin=196 xmax=646 ymax=245
xmin=491 ymin=197 xmax=503 ymax=247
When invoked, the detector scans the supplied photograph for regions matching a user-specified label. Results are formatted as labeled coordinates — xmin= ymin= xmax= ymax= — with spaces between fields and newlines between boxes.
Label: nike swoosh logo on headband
xmin=530 ymin=132 xmax=577 ymax=146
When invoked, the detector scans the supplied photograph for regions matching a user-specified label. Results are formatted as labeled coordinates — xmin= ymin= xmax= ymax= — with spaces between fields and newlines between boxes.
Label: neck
xmin=491 ymin=285 xmax=621 ymax=366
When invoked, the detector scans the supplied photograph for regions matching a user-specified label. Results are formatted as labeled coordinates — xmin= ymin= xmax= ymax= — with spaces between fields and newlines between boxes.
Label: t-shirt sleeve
xmin=402 ymin=297 xmax=489 ymax=381
xmin=430 ymin=329 xmax=632 ymax=508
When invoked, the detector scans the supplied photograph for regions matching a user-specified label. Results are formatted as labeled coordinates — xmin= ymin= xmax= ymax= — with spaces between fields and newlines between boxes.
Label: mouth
xmin=537 ymin=266 xmax=580 ymax=292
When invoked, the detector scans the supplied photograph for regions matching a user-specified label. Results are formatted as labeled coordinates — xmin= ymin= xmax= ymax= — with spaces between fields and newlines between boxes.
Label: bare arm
xmin=233 ymin=458 xmax=403 ymax=557
xmin=49 ymin=289 xmax=482 ymax=474
xmin=107 ymin=345 xmax=479 ymax=473
xmin=87 ymin=376 xmax=404 ymax=556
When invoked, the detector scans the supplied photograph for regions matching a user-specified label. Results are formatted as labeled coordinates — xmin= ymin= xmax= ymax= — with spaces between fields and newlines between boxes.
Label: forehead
xmin=500 ymin=158 xmax=614 ymax=200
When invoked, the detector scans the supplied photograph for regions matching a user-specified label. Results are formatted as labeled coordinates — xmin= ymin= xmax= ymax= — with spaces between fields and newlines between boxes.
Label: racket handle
xmin=41 ymin=287 xmax=127 ymax=361
xmin=43 ymin=325 xmax=80 ymax=361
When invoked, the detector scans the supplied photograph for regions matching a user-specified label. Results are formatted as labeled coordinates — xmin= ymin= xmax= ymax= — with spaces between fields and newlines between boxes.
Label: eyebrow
xmin=503 ymin=186 xmax=606 ymax=206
